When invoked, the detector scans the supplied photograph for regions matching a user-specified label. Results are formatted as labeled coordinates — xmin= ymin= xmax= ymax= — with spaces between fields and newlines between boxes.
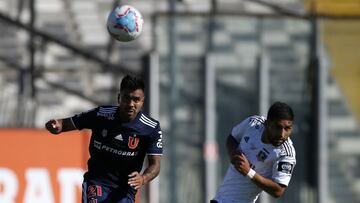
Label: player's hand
xmin=233 ymin=153 xmax=251 ymax=176
xmin=128 ymin=171 xmax=145 ymax=190
xmin=45 ymin=119 xmax=62 ymax=134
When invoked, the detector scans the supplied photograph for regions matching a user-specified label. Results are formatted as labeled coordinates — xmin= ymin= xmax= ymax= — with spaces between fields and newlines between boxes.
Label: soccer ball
xmin=107 ymin=5 xmax=144 ymax=42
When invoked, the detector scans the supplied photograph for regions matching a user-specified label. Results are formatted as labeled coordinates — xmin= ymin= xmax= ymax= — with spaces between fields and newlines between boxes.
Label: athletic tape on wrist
xmin=246 ymin=169 xmax=256 ymax=179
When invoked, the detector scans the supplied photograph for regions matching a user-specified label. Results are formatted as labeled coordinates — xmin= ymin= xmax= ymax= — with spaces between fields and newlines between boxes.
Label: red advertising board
xmin=0 ymin=129 xmax=90 ymax=203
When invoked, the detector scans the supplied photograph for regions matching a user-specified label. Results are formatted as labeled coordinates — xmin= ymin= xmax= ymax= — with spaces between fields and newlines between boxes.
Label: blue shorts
xmin=82 ymin=182 xmax=135 ymax=203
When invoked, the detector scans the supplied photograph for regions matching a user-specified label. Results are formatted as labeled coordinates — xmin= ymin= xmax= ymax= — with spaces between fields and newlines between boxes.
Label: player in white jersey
xmin=212 ymin=102 xmax=296 ymax=203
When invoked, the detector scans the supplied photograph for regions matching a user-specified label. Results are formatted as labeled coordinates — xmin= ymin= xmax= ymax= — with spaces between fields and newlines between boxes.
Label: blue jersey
xmin=71 ymin=106 xmax=163 ymax=189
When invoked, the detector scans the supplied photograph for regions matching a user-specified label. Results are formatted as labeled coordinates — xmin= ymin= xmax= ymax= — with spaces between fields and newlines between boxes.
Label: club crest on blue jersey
xmin=128 ymin=135 xmax=139 ymax=149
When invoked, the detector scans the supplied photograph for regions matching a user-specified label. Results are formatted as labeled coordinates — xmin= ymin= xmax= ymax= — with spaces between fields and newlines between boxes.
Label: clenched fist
xmin=45 ymin=119 xmax=62 ymax=134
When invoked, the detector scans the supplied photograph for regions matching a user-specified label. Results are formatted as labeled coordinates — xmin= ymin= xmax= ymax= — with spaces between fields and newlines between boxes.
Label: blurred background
xmin=0 ymin=0 xmax=360 ymax=203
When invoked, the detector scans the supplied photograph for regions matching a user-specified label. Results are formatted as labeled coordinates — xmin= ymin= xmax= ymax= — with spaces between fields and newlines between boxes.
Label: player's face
xmin=265 ymin=119 xmax=293 ymax=147
xmin=118 ymin=89 xmax=145 ymax=121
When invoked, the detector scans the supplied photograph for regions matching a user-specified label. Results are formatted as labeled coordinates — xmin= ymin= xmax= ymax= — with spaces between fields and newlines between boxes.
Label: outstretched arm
xmin=233 ymin=153 xmax=286 ymax=198
xmin=128 ymin=155 xmax=161 ymax=189
xmin=45 ymin=118 xmax=76 ymax=134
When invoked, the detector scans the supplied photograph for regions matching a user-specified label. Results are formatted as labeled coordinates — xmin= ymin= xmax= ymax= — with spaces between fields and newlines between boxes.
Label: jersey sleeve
xmin=71 ymin=107 xmax=99 ymax=130
xmin=147 ymin=123 xmax=163 ymax=155
xmin=230 ymin=117 xmax=252 ymax=143
xmin=272 ymin=154 xmax=296 ymax=186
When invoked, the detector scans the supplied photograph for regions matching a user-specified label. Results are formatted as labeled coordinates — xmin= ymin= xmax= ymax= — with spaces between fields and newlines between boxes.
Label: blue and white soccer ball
xmin=107 ymin=5 xmax=144 ymax=42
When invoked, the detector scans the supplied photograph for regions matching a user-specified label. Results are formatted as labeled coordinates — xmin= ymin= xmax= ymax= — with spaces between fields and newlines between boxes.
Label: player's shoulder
xmin=231 ymin=115 xmax=264 ymax=138
xmin=94 ymin=105 xmax=118 ymax=120
xmin=278 ymin=138 xmax=296 ymax=158
xmin=234 ymin=115 xmax=264 ymax=126
xmin=248 ymin=115 xmax=266 ymax=126
xmin=97 ymin=105 xmax=118 ymax=112
xmin=234 ymin=115 xmax=265 ymax=129
xmin=137 ymin=111 xmax=160 ymax=129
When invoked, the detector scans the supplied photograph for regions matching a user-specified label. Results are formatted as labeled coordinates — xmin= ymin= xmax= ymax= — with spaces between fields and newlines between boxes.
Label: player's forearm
xmin=142 ymin=165 xmax=159 ymax=184
xmin=251 ymin=173 xmax=285 ymax=198
xmin=60 ymin=118 xmax=76 ymax=132
xmin=45 ymin=118 xmax=76 ymax=134
xmin=226 ymin=135 xmax=240 ymax=164
xmin=142 ymin=156 xmax=161 ymax=184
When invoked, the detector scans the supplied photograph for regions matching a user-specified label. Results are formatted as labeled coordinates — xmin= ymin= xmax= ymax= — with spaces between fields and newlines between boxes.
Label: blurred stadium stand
xmin=305 ymin=0 xmax=360 ymax=16
xmin=1 ymin=0 xmax=360 ymax=203
xmin=323 ymin=20 xmax=360 ymax=203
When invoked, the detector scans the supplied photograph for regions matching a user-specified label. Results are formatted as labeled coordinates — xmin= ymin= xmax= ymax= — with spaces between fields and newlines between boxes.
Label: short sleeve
xmin=71 ymin=107 xmax=98 ymax=130
xmin=147 ymin=123 xmax=163 ymax=155
xmin=272 ymin=155 xmax=296 ymax=186
xmin=230 ymin=117 xmax=252 ymax=143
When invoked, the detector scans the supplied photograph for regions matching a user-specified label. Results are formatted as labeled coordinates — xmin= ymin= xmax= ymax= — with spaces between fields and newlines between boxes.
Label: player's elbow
xmin=271 ymin=191 xmax=284 ymax=198
xmin=269 ymin=188 xmax=285 ymax=198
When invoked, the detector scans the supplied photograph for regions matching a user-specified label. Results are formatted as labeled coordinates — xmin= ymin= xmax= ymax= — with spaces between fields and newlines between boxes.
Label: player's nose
xmin=128 ymin=99 xmax=136 ymax=107
xmin=280 ymin=129 xmax=288 ymax=138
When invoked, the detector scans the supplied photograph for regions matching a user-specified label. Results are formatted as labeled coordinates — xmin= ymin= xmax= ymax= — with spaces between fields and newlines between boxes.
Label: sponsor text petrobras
xmin=94 ymin=141 xmax=138 ymax=156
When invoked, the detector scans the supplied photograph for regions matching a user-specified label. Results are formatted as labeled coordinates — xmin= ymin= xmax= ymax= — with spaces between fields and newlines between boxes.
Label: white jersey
xmin=214 ymin=116 xmax=296 ymax=203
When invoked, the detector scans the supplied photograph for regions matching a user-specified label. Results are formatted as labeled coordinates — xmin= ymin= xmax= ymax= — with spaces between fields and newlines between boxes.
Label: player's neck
xmin=118 ymin=113 xmax=136 ymax=123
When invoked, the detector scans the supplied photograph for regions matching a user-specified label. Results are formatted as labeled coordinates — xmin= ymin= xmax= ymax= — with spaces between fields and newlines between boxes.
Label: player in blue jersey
xmin=45 ymin=75 xmax=163 ymax=203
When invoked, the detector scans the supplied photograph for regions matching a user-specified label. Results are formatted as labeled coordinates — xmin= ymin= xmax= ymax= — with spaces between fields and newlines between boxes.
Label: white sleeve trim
xmin=147 ymin=153 xmax=163 ymax=156
xmin=273 ymin=177 xmax=290 ymax=186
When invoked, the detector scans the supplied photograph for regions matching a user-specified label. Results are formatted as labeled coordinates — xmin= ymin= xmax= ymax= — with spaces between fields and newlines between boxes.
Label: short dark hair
xmin=120 ymin=75 xmax=145 ymax=92
xmin=267 ymin=102 xmax=294 ymax=121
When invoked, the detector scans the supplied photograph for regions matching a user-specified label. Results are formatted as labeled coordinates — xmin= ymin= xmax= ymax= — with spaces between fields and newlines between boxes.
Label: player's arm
xmin=128 ymin=155 xmax=161 ymax=190
xmin=142 ymin=155 xmax=161 ymax=184
xmin=227 ymin=117 xmax=252 ymax=164
xmin=234 ymin=153 xmax=286 ymax=198
xmin=250 ymin=172 xmax=286 ymax=198
xmin=128 ymin=123 xmax=163 ymax=189
xmin=45 ymin=118 xmax=76 ymax=134
xmin=226 ymin=135 xmax=241 ymax=165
